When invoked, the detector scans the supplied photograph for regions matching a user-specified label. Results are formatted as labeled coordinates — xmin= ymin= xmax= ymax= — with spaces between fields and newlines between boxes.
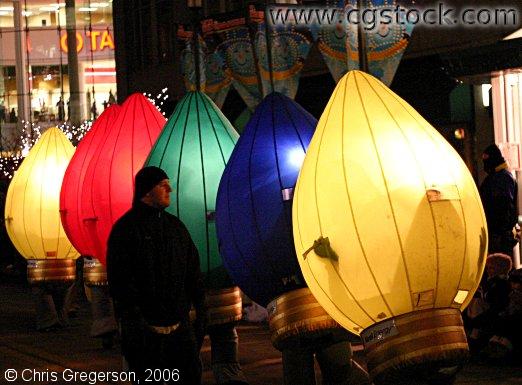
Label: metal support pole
xmin=357 ymin=0 xmax=369 ymax=73
xmin=192 ymin=17 xmax=201 ymax=91
xmin=66 ymin=0 xmax=81 ymax=124
xmin=13 ymin=0 xmax=30 ymax=131
xmin=246 ymin=8 xmax=265 ymax=98
xmin=264 ymin=1 xmax=275 ymax=94
xmin=188 ymin=1 xmax=202 ymax=92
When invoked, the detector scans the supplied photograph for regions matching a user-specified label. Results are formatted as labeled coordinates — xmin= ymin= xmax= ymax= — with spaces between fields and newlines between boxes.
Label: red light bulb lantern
xmin=60 ymin=105 xmax=121 ymax=258
xmin=81 ymin=94 xmax=165 ymax=265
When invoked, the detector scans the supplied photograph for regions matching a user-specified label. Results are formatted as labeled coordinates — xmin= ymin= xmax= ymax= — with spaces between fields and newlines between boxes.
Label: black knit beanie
xmin=482 ymin=144 xmax=505 ymax=173
xmin=133 ymin=166 xmax=169 ymax=204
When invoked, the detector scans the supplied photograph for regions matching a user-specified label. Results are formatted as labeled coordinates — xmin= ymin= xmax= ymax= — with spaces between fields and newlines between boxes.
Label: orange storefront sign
xmin=60 ymin=30 xmax=115 ymax=53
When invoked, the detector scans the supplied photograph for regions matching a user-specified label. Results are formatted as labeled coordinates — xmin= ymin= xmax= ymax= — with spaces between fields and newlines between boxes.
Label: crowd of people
xmin=0 ymin=101 xmax=18 ymax=123
xmin=51 ymin=90 xmax=116 ymax=122
xmin=0 ymin=91 xmax=117 ymax=126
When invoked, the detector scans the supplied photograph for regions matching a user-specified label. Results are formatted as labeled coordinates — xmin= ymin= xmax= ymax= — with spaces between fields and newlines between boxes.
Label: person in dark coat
xmin=9 ymin=108 xmax=16 ymax=123
xmin=467 ymin=253 xmax=512 ymax=356
xmin=56 ymin=97 xmax=65 ymax=121
xmin=479 ymin=144 xmax=518 ymax=256
xmin=486 ymin=268 xmax=522 ymax=361
xmin=107 ymin=166 xmax=206 ymax=385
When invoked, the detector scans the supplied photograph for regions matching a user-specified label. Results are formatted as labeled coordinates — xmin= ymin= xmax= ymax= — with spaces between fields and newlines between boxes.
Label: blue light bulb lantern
xmin=216 ymin=92 xmax=316 ymax=308
xmin=145 ymin=91 xmax=242 ymax=325
xmin=216 ymin=93 xmax=354 ymax=369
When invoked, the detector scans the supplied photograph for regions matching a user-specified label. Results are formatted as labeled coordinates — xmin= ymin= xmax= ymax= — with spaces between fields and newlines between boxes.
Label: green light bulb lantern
xmin=145 ymin=90 xmax=238 ymax=279
xmin=145 ymin=91 xmax=240 ymax=325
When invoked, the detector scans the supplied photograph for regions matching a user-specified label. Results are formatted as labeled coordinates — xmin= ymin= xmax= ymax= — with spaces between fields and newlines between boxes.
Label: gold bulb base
xmin=362 ymin=308 xmax=469 ymax=385
xmin=83 ymin=258 xmax=108 ymax=286
xmin=27 ymin=259 xmax=77 ymax=285
xmin=268 ymin=288 xmax=342 ymax=351
xmin=205 ymin=286 xmax=243 ymax=327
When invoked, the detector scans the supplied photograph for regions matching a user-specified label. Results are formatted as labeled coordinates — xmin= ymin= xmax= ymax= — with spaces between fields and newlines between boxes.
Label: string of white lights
xmin=144 ymin=87 xmax=169 ymax=117
xmin=0 ymin=120 xmax=93 ymax=179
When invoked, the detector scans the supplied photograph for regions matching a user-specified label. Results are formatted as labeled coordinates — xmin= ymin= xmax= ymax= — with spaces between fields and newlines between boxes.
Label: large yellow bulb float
xmin=293 ymin=71 xmax=487 ymax=384
xmin=5 ymin=127 xmax=79 ymax=283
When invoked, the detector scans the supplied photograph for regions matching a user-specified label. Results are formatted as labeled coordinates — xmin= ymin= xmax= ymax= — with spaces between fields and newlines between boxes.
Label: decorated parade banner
xmin=203 ymin=33 xmax=233 ymax=108
xmin=178 ymin=28 xmax=232 ymax=108
xmin=311 ymin=18 xmax=349 ymax=82
xmin=179 ymin=18 xmax=261 ymax=110
xmin=311 ymin=0 xmax=413 ymax=85
xmin=209 ymin=18 xmax=263 ymax=110
xmin=179 ymin=6 xmax=311 ymax=109
xmin=252 ymin=8 xmax=312 ymax=99
xmin=179 ymin=1 xmax=413 ymax=109
xmin=179 ymin=29 xmax=206 ymax=92
xmin=345 ymin=0 xmax=414 ymax=86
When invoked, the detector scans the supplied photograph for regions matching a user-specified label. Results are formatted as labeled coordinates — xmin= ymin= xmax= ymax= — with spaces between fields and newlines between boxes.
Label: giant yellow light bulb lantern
xmin=5 ymin=127 xmax=79 ymax=282
xmin=293 ymin=71 xmax=487 ymax=383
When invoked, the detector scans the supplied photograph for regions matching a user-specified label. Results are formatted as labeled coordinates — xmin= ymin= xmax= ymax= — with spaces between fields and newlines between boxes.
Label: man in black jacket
xmin=479 ymin=144 xmax=518 ymax=257
xmin=107 ymin=166 xmax=206 ymax=385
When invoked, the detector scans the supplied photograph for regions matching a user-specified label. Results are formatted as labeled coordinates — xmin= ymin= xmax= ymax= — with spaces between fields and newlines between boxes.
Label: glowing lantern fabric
xmin=216 ymin=92 xmax=317 ymax=306
xmin=84 ymin=93 xmax=166 ymax=265
xmin=145 ymin=91 xmax=238 ymax=276
xmin=293 ymin=71 xmax=487 ymax=335
xmin=5 ymin=127 xmax=79 ymax=260
xmin=60 ymin=105 xmax=121 ymax=257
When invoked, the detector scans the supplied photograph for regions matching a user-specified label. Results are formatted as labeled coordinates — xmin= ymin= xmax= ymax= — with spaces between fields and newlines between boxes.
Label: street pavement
xmin=0 ymin=279 xmax=521 ymax=385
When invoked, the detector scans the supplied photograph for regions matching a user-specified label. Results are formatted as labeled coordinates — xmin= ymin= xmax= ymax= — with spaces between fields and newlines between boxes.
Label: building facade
xmin=0 ymin=0 xmax=115 ymax=129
